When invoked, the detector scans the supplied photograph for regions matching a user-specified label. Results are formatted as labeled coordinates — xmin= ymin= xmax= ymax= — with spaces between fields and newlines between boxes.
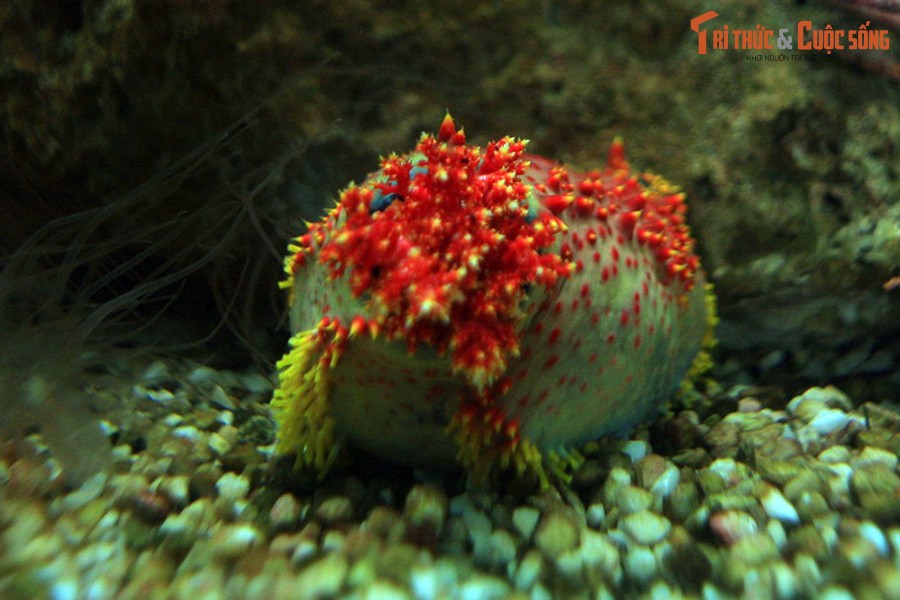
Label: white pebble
xmin=530 ymin=583 xmax=553 ymax=600
xmin=649 ymin=463 xmax=680 ymax=498
xmin=586 ymin=503 xmax=606 ymax=528
xmin=888 ymin=528 xmax=900 ymax=568
xmin=512 ymin=507 xmax=540 ymax=539
xmin=760 ymin=488 xmax=799 ymax=525
xmin=770 ymin=562 xmax=799 ymax=599
xmin=410 ymin=566 xmax=439 ymax=600
xmin=580 ymin=529 xmax=622 ymax=583
xmin=215 ymin=472 xmax=250 ymax=502
xmin=708 ymin=458 xmax=738 ymax=482
xmin=514 ymin=550 xmax=542 ymax=591
xmin=858 ymin=521 xmax=888 ymax=556
xmin=212 ymin=524 xmax=260 ymax=558
xmin=808 ymin=409 xmax=851 ymax=435
xmin=172 ymin=425 xmax=201 ymax=442
xmin=819 ymin=586 xmax=854 ymax=600
xmin=621 ymin=440 xmax=649 ymax=463
xmin=766 ymin=519 xmax=787 ymax=550
xmin=623 ymin=546 xmax=657 ymax=584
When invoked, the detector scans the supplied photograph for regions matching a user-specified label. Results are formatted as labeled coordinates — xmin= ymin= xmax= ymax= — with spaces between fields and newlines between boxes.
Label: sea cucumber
xmin=272 ymin=115 xmax=715 ymax=484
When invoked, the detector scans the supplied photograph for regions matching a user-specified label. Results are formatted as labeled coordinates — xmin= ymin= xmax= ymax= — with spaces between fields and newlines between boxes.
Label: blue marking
xmin=410 ymin=165 xmax=429 ymax=179
xmin=370 ymin=191 xmax=400 ymax=213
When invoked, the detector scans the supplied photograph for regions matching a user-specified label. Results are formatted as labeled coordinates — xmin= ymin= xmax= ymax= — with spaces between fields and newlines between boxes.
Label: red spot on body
xmin=607 ymin=333 xmax=616 ymax=344
xmin=579 ymin=383 xmax=588 ymax=393
xmin=554 ymin=302 xmax=563 ymax=315
xmin=634 ymin=335 xmax=641 ymax=348
xmin=602 ymin=267 xmax=610 ymax=282
xmin=580 ymin=283 xmax=590 ymax=298
xmin=548 ymin=327 xmax=561 ymax=344
xmin=589 ymin=353 xmax=598 ymax=363
xmin=620 ymin=310 xmax=630 ymax=326
xmin=591 ymin=313 xmax=600 ymax=325
xmin=612 ymin=247 xmax=620 ymax=262
xmin=543 ymin=355 xmax=560 ymax=369
xmin=593 ymin=251 xmax=601 ymax=263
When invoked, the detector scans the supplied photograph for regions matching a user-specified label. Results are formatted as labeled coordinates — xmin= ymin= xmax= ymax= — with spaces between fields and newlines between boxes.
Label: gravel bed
xmin=1 ymin=358 xmax=898 ymax=599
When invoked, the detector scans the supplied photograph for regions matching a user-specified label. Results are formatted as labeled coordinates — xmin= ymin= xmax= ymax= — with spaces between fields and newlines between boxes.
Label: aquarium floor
xmin=1 ymin=356 xmax=898 ymax=599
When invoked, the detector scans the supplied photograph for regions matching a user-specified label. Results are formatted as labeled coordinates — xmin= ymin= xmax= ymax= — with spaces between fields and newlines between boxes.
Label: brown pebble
xmin=403 ymin=484 xmax=448 ymax=542
xmin=315 ymin=496 xmax=353 ymax=524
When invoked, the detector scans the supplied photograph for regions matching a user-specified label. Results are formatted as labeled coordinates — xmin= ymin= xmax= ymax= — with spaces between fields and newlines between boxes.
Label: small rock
xmin=729 ymin=531 xmax=779 ymax=566
xmin=858 ymin=520 xmax=889 ymax=556
xmin=459 ymin=575 xmax=510 ymax=600
xmin=514 ymin=549 xmax=543 ymax=591
xmin=760 ymin=487 xmax=800 ymax=525
xmin=623 ymin=545 xmax=657 ymax=584
xmin=818 ymin=446 xmax=852 ymax=464
xmin=534 ymin=508 xmax=581 ymax=557
xmin=620 ymin=510 xmax=672 ymax=546
xmin=634 ymin=454 xmax=667 ymax=490
xmin=158 ymin=475 xmax=190 ymax=508
xmin=853 ymin=446 xmax=899 ymax=470
xmin=621 ymin=440 xmax=649 ymax=463
xmin=207 ymin=432 xmax=232 ymax=456
xmin=709 ymin=510 xmax=757 ymax=545
xmin=586 ymin=503 xmax=606 ymax=528
xmin=215 ymin=472 xmax=250 ymax=503
xmin=270 ymin=493 xmax=302 ymax=531
xmin=487 ymin=529 xmax=517 ymax=569
xmin=512 ymin=506 xmax=541 ymax=540
xmin=210 ymin=385 xmax=237 ymax=410
xmin=210 ymin=524 xmax=261 ymax=558
xmin=295 ymin=552 xmax=348 ymax=598
xmin=808 ymin=409 xmax=853 ymax=435
xmin=614 ymin=486 xmax=654 ymax=515
xmin=361 ymin=580 xmax=411 ymax=600
xmin=315 ymin=496 xmax=354 ymax=524
xmin=404 ymin=484 xmax=448 ymax=539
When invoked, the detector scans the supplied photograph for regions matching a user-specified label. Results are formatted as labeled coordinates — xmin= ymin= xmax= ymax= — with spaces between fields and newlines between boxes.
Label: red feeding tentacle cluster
xmin=290 ymin=115 xmax=571 ymax=388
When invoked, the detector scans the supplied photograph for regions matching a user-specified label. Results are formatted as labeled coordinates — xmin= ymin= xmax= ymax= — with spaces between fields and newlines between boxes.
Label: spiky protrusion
xmin=272 ymin=116 xmax=715 ymax=484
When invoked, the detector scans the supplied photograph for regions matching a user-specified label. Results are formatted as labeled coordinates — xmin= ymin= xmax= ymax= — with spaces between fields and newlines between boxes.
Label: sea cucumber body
xmin=274 ymin=117 xmax=711 ymax=479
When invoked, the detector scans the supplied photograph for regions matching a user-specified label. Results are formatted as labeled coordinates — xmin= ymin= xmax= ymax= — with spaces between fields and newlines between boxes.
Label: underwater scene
xmin=1 ymin=1 xmax=898 ymax=598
